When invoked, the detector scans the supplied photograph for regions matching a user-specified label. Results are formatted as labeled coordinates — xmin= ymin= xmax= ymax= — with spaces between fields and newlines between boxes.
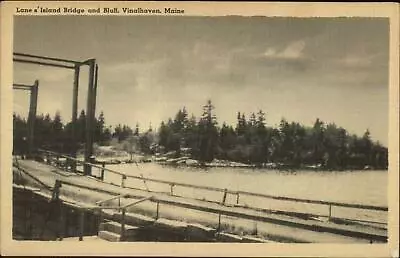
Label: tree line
xmin=14 ymin=110 xmax=128 ymax=154
xmin=13 ymin=99 xmax=388 ymax=170
xmin=158 ymin=100 xmax=388 ymax=170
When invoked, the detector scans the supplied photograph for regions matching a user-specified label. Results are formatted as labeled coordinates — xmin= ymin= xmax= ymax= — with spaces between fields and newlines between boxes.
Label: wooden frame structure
xmin=13 ymin=52 xmax=99 ymax=175
xmin=13 ymin=81 xmax=39 ymax=157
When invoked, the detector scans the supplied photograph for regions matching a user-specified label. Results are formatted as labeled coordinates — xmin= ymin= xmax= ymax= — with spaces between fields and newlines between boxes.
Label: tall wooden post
xmin=217 ymin=213 xmax=222 ymax=232
xmin=97 ymin=206 xmax=103 ymax=235
xmin=120 ymin=209 xmax=126 ymax=241
xmin=59 ymin=204 xmax=65 ymax=241
xmin=79 ymin=209 xmax=85 ymax=241
xmin=92 ymin=64 xmax=99 ymax=117
xmin=84 ymin=59 xmax=96 ymax=176
xmin=71 ymin=65 xmax=80 ymax=172
xmin=156 ymin=202 xmax=160 ymax=219
xmin=27 ymin=80 xmax=38 ymax=158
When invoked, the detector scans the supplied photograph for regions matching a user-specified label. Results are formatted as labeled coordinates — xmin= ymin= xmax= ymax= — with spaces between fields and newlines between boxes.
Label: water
xmin=95 ymin=163 xmax=388 ymax=223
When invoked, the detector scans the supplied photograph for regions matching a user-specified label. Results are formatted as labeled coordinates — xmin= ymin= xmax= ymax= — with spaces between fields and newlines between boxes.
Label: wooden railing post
xmin=121 ymin=175 xmax=126 ymax=188
xmin=71 ymin=157 xmax=75 ymax=172
xmin=100 ymin=162 xmax=105 ymax=181
xmin=221 ymin=188 xmax=228 ymax=205
xmin=79 ymin=209 xmax=84 ymax=241
xmin=120 ymin=208 xmax=126 ymax=241
xmin=24 ymin=191 xmax=32 ymax=239
xmin=156 ymin=201 xmax=160 ymax=219
xmin=217 ymin=213 xmax=222 ymax=232
xmin=253 ymin=221 xmax=258 ymax=235
xmin=170 ymin=184 xmax=174 ymax=196
xmin=140 ymin=174 xmax=149 ymax=191
xmin=59 ymin=204 xmax=65 ymax=241
xmin=73 ymin=159 xmax=77 ymax=173
xmin=328 ymin=204 xmax=332 ymax=220
xmin=52 ymin=180 xmax=62 ymax=201
xmin=98 ymin=206 xmax=103 ymax=235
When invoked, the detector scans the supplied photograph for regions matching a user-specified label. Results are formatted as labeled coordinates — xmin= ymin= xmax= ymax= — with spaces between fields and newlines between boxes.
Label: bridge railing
xmin=38 ymin=149 xmax=107 ymax=180
xmin=35 ymin=149 xmax=388 ymax=224
xmin=91 ymin=195 xmax=153 ymax=241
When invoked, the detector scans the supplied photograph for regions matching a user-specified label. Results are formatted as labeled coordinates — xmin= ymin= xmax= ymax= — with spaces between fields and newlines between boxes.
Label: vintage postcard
xmin=1 ymin=1 xmax=399 ymax=257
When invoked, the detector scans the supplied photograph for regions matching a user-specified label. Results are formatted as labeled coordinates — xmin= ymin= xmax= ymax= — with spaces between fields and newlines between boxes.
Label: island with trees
xmin=13 ymin=99 xmax=388 ymax=171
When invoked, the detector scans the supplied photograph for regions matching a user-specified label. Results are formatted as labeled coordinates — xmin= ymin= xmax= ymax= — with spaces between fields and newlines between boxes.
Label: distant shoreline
xmin=85 ymin=153 xmax=387 ymax=172
xmin=74 ymin=145 xmax=387 ymax=172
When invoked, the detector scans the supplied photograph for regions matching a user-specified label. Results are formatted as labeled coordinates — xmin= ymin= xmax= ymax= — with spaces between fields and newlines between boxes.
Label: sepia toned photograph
xmin=1 ymin=1 xmax=399 ymax=257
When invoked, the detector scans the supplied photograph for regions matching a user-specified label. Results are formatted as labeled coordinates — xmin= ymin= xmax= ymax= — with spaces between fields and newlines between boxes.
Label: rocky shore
xmin=81 ymin=145 xmax=382 ymax=171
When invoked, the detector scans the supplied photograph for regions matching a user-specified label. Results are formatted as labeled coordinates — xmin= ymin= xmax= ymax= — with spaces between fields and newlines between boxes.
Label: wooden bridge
xmin=12 ymin=149 xmax=388 ymax=243
xmin=11 ymin=52 xmax=390 ymax=244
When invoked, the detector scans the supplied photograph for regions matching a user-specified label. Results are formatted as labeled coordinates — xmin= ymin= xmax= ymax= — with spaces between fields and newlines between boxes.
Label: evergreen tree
xmin=197 ymin=100 xmax=218 ymax=162
xmin=13 ymin=113 xmax=28 ymax=155
xmin=134 ymin=123 xmax=140 ymax=136
xmin=184 ymin=114 xmax=199 ymax=155
xmin=52 ymin=111 xmax=64 ymax=152
xmin=94 ymin=111 xmax=106 ymax=143
xmin=256 ymin=110 xmax=266 ymax=129
xmin=249 ymin=112 xmax=257 ymax=127
xmin=219 ymin=122 xmax=237 ymax=159
xmin=158 ymin=121 xmax=169 ymax=148
xmin=312 ymin=118 xmax=325 ymax=165
xmin=77 ymin=110 xmax=86 ymax=143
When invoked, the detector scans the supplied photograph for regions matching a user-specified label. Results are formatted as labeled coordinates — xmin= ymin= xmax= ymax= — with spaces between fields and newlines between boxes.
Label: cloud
xmin=14 ymin=65 xmax=72 ymax=83
xmin=257 ymin=40 xmax=314 ymax=72
xmin=263 ymin=40 xmax=306 ymax=60
xmin=338 ymin=55 xmax=375 ymax=69
xmin=12 ymin=16 xmax=389 ymax=146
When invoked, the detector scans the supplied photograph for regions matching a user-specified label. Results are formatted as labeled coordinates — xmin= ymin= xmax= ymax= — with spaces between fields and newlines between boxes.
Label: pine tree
xmin=95 ymin=111 xmax=106 ymax=143
xmin=134 ymin=123 xmax=140 ymax=136
xmin=198 ymin=99 xmax=218 ymax=162
xmin=77 ymin=110 xmax=86 ymax=143
xmin=158 ymin=121 xmax=169 ymax=148
xmin=256 ymin=110 xmax=266 ymax=129
xmin=249 ymin=112 xmax=256 ymax=127
xmin=52 ymin=111 xmax=64 ymax=152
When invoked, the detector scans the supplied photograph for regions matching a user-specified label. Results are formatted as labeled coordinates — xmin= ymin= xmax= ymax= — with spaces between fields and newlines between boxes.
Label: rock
xmin=185 ymin=159 xmax=199 ymax=165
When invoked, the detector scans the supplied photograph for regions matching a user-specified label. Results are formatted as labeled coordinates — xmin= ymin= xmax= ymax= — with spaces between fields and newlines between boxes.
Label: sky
xmin=13 ymin=16 xmax=389 ymax=146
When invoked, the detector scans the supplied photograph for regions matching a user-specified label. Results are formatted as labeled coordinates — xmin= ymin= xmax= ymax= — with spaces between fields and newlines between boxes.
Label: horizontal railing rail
xmin=121 ymin=196 xmax=153 ymax=209
xmin=234 ymin=190 xmax=388 ymax=211
xmin=95 ymin=194 xmax=126 ymax=205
